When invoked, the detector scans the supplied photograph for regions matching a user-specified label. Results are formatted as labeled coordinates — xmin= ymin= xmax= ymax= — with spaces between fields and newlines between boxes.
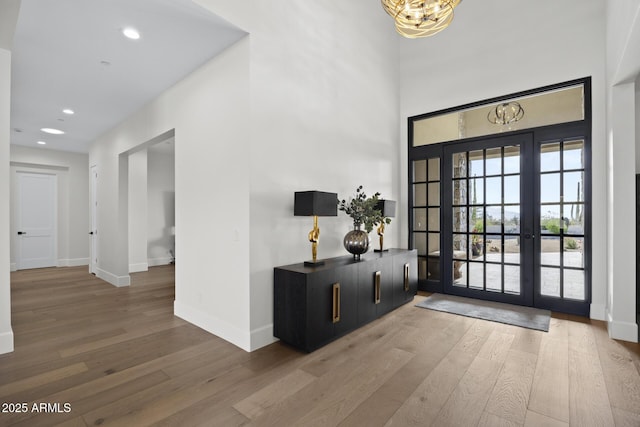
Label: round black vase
xmin=343 ymin=228 xmax=370 ymax=260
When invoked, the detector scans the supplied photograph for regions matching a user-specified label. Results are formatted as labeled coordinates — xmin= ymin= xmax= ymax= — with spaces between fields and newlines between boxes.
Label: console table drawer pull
xmin=404 ymin=263 xmax=410 ymax=291
xmin=374 ymin=271 xmax=381 ymax=304
xmin=332 ymin=283 xmax=341 ymax=323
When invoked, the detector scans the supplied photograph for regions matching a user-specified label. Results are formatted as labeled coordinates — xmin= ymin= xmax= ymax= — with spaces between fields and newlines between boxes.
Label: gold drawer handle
xmin=404 ymin=263 xmax=410 ymax=291
xmin=332 ymin=283 xmax=340 ymax=323
xmin=374 ymin=271 xmax=381 ymax=304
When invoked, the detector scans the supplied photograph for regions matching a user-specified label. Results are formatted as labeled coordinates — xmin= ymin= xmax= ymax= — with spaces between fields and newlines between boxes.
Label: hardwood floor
xmin=1 ymin=265 xmax=639 ymax=426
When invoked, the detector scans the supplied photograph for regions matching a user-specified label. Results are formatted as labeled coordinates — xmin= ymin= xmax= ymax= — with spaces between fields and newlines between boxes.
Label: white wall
xmin=147 ymin=146 xmax=175 ymax=266
xmin=0 ymin=0 xmax=21 ymax=354
xmin=9 ymin=145 xmax=90 ymax=269
xmin=0 ymin=48 xmax=14 ymax=354
xmin=128 ymin=149 xmax=148 ymax=272
xmin=89 ymin=37 xmax=252 ymax=348
xmin=238 ymin=2 xmax=401 ymax=349
xmin=605 ymin=0 xmax=640 ymax=341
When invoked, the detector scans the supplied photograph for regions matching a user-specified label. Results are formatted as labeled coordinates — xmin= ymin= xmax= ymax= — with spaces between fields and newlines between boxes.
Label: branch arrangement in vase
xmin=337 ymin=185 xmax=391 ymax=232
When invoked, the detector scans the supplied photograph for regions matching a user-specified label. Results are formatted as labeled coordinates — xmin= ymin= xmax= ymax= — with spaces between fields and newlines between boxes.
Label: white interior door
xmin=16 ymin=172 xmax=57 ymax=270
xmin=90 ymin=165 xmax=98 ymax=274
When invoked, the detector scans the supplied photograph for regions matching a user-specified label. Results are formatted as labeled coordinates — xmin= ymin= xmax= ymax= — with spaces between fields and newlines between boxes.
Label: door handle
xmin=524 ymin=233 xmax=535 ymax=239
xmin=17 ymin=231 xmax=26 ymax=235
xmin=89 ymin=231 xmax=94 ymax=235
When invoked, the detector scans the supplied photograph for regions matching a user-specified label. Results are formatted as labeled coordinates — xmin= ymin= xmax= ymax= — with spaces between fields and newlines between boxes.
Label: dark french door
xmin=410 ymin=125 xmax=590 ymax=315
xmin=443 ymin=133 xmax=534 ymax=306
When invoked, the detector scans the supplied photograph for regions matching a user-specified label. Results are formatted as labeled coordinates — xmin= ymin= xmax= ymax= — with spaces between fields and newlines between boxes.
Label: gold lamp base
xmin=304 ymin=215 xmax=324 ymax=266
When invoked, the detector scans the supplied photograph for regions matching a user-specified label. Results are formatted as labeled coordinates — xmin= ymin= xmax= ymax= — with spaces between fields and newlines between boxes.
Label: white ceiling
xmin=10 ymin=0 xmax=246 ymax=153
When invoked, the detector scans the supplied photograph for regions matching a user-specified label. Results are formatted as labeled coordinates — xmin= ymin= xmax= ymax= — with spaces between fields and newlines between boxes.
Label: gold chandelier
xmin=381 ymin=0 xmax=462 ymax=38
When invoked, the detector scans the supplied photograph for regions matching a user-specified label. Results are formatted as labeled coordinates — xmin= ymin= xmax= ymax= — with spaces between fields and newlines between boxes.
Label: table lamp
xmin=294 ymin=191 xmax=338 ymax=266
xmin=374 ymin=199 xmax=396 ymax=252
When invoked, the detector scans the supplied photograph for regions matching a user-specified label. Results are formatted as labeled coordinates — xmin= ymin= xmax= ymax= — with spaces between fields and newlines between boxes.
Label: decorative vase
xmin=343 ymin=225 xmax=370 ymax=260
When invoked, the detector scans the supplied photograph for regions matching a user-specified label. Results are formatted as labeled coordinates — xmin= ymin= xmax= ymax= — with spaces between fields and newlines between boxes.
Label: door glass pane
xmin=541 ymin=267 xmax=561 ymax=297
xmin=504 ymin=176 xmax=520 ymax=204
xmin=564 ymin=239 xmax=584 ymax=268
xmin=486 ymin=263 xmax=502 ymax=292
xmin=541 ymin=238 xmax=561 ymax=266
xmin=469 ymin=234 xmax=485 ymax=261
xmin=504 ymin=146 xmax=520 ymax=174
xmin=563 ymin=140 xmax=584 ymax=170
xmin=504 ymin=265 xmax=520 ymax=294
xmin=453 ymin=235 xmax=467 ymax=258
xmin=540 ymin=173 xmax=560 ymax=203
xmin=564 ymin=204 xmax=584 ymax=234
xmin=453 ymin=207 xmax=467 ymax=232
xmin=469 ymin=150 xmax=484 ymax=176
xmin=504 ymin=205 xmax=520 ymax=235
xmin=563 ymin=171 xmax=583 ymax=202
xmin=413 ymin=160 xmax=427 ymax=182
xmin=413 ymin=208 xmax=426 ymax=231
xmin=428 ymin=183 xmax=440 ymax=206
xmin=452 ymin=180 xmax=466 ymax=206
xmin=453 ymin=263 xmax=467 ymax=287
xmin=541 ymin=205 xmax=561 ymax=235
xmin=564 ymin=269 xmax=585 ymax=300
xmin=486 ymin=148 xmax=502 ymax=175
xmin=414 ymin=183 xmax=427 ymax=206
xmin=428 ymin=208 xmax=440 ymax=231
xmin=428 ymin=232 xmax=440 ymax=253
xmin=485 ymin=177 xmax=501 ymax=204
xmin=469 ymin=177 xmax=484 ymax=205
xmin=453 ymin=153 xmax=467 ymax=178
xmin=413 ymin=233 xmax=426 ymax=255
xmin=427 ymin=255 xmax=440 ymax=280
xmin=468 ymin=262 xmax=483 ymax=289
xmin=428 ymin=158 xmax=440 ymax=181
xmin=486 ymin=235 xmax=502 ymax=255
xmin=541 ymin=142 xmax=560 ymax=172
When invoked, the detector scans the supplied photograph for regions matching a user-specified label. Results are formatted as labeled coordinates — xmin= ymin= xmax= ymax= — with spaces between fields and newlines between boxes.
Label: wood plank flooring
xmin=0 ymin=265 xmax=639 ymax=426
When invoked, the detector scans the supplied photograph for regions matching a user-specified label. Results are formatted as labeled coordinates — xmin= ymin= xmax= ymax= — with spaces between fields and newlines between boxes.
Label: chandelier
xmin=381 ymin=0 xmax=462 ymax=38
xmin=487 ymin=102 xmax=525 ymax=125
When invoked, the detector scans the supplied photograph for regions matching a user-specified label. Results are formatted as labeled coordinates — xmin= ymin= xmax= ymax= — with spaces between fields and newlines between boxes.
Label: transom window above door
xmin=412 ymin=83 xmax=585 ymax=147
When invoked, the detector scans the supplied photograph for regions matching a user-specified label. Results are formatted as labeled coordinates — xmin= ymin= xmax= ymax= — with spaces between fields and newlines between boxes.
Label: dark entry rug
xmin=416 ymin=293 xmax=551 ymax=332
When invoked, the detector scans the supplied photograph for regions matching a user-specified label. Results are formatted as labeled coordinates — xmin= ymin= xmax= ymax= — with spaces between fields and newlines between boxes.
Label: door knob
xmin=17 ymin=231 xmax=26 ymax=235
xmin=89 ymin=231 xmax=94 ymax=235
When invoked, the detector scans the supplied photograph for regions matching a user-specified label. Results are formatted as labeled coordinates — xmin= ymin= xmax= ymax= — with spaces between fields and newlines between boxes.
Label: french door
xmin=443 ymin=133 xmax=534 ymax=306
xmin=410 ymin=126 xmax=590 ymax=315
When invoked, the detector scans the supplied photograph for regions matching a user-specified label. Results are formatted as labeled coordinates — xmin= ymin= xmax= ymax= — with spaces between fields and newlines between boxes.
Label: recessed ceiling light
xmin=63 ymin=109 xmax=74 ymax=115
xmin=37 ymin=141 xmax=47 ymax=145
xmin=41 ymin=128 xmax=65 ymax=135
xmin=122 ymin=27 xmax=141 ymax=40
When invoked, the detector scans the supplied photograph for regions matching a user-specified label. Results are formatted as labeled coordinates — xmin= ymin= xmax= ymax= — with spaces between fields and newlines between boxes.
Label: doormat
xmin=416 ymin=293 xmax=550 ymax=332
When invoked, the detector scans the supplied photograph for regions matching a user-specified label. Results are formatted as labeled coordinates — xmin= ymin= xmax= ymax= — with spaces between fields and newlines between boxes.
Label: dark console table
xmin=274 ymin=249 xmax=417 ymax=352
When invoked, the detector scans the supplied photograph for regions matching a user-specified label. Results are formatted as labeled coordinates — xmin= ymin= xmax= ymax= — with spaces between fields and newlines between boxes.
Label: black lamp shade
xmin=376 ymin=199 xmax=396 ymax=218
xmin=294 ymin=191 xmax=338 ymax=216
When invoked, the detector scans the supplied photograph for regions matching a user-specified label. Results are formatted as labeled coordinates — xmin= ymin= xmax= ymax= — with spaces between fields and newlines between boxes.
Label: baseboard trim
xmin=96 ymin=268 xmax=131 ymax=287
xmin=0 ymin=330 xmax=14 ymax=355
xmin=58 ymin=258 xmax=90 ymax=267
xmin=174 ymin=300 xmax=250 ymax=352
xmin=589 ymin=303 xmax=606 ymax=321
xmin=148 ymin=257 xmax=173 ymax=267
xmin=250 ymin=324 xmax=277 ymax=351
xmin=10 ymin=263 xmax=17 ymax=272
xmin=129 ymin=263 xmax=149 ymax=273
xmin=607 ymin=311 xmax=639 ymax=343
